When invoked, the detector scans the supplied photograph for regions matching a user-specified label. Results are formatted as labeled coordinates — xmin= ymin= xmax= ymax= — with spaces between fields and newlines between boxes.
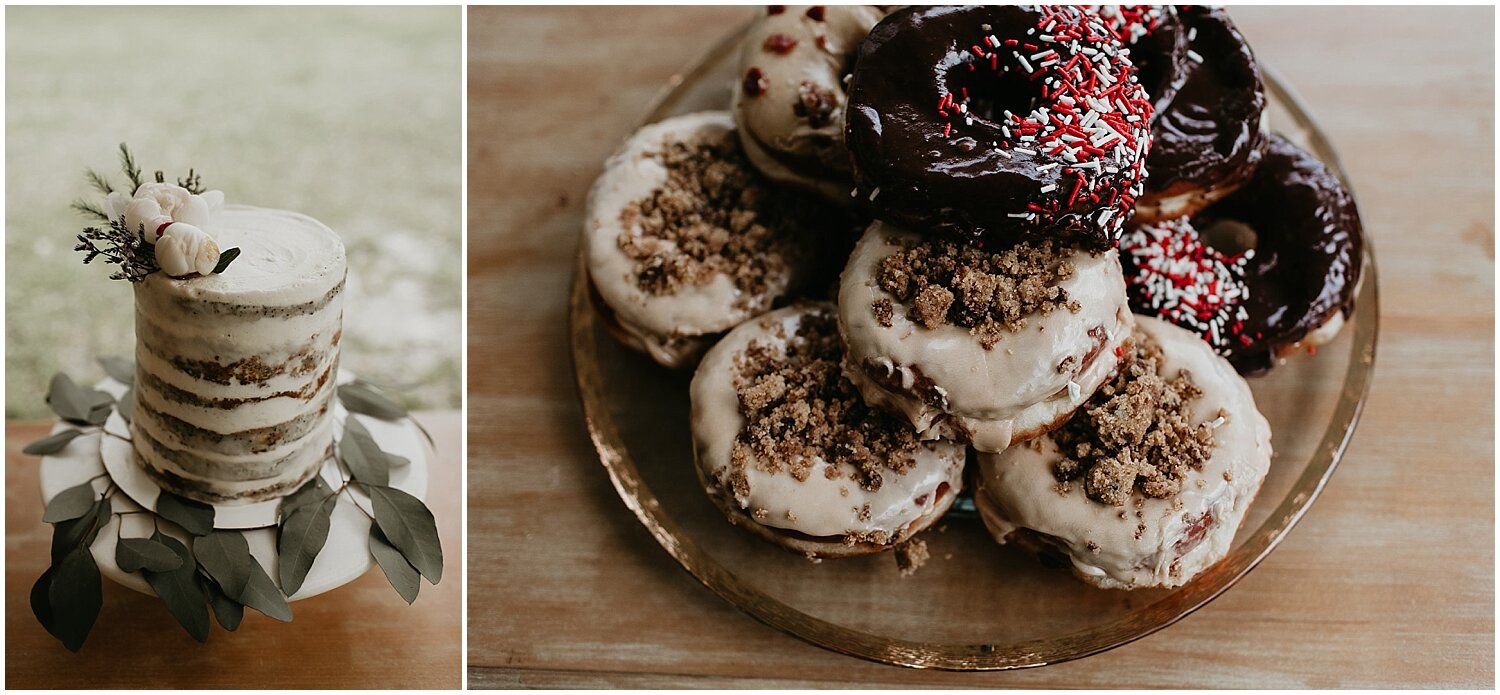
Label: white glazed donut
xmin=731 ymin=5 xmax=884 ymax=202
xmin=974 ymin=315 xmax=1273 ymax=590
xmin=838 ymin=221 xmax=1133 ymax=453
xmin=585 ymin=111 xmax=823 ymax=368
xmin=691 ymin=302 xmax=966 ymax=558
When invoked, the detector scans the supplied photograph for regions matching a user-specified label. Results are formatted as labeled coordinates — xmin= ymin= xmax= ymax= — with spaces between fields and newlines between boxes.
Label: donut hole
xmin=1132 ymin=28 xmax=1180 ymax=108
xmin=1199 ymin=218 xmax=1257 ymax=256
xmin=951 ymin=69 xmax=1042 ymax=126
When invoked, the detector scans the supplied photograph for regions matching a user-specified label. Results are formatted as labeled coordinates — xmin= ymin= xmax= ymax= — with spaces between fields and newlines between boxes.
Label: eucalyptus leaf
xmin=42 ymin=483 xmax=97 ymax=523
xmin=117 ymin=537 xmax=182 ymax=573
xmin=46 ymin=373 xmax=114 ymax=426
xmin=117 ymin=389 xmax=134 ymax=424
xmin=23 ymin=429 xmax=85 ymax=456
xmin=141 ymin=533 xmax=209 ymax=643
xmin=236 ymin=560 xmax=292 ymax=622
xmin=340 ymin=417 xmax=391 ymax=486
xmin=48 ymin=547 xmax=102 ymax=652
xmin=156 ymin=491 xmax=214 ymax=536
xmin=31 ymin=566 xmax=59 ymax=641
xmin=370 ymin=526 xmax=420 ymax=604
xmin=85 ymin=401 xmax=114 ymax=426
xmin=202 ymin=575 xmax=243 ymax=631
xmin=278 ymin=492 xmax=336 ymax=595
xmin=212 ymin=247 xmax=242 ymax=274
xmin=338 ymin=381 xmax=408 ymax=420
xmin=50 ymin=497 xmax=107 ymax=565
xmin=279 ymin=475 xmax=332 ymax=521
xmin=192 ymin=532 xmax=251 ymax=599
xmin=97 ymin=356 xmax=135 ymax=385
xmin=368 ymin=485 xmax=442 ymax=583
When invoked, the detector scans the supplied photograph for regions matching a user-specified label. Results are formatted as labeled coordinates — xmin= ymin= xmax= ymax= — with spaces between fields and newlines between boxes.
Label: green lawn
xmin=6 ymin=6 xmax=462 ymax=418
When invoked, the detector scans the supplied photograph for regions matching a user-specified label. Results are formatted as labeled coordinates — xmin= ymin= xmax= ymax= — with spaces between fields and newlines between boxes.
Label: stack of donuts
xmin=584 ymin=5 xmax=1364 ymax=590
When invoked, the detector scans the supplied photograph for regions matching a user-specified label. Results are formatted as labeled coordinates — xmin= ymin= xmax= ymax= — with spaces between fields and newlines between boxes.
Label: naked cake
xmin=129 ymin=205 xmax=347 ymax=504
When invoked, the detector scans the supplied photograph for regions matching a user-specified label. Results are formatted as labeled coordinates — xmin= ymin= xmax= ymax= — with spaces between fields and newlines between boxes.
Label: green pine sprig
xmin=118 ymin=142 xmax=143 ymax=192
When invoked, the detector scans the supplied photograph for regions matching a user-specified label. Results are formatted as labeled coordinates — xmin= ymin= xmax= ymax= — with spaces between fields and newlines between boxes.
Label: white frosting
xmin=731 ymin=6 xmax=883 ymax=202
xmin=130 ymin=205 xmax=346 ymax=504
xmin=975 ymin=316 xmax=1273 ymax=589
xmin=691 ymin=304 xmax=966 ymax=539
xmin=164 ymin=205 xmax=347 ymax=305
xmin=585 ymin=112 xmax=805 ymax=366
xmin=838 ymin=221 xmax=1133 ymax=452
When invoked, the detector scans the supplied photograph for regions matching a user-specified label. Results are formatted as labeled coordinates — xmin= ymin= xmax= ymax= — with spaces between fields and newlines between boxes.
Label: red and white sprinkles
xmin=1119 ymin=217 xmax=1255 ymax=355
xmin=1084 ymin=5 xmax=1169 ymax=45
xmin=938 ymin=6 xmax=1154 ymax=243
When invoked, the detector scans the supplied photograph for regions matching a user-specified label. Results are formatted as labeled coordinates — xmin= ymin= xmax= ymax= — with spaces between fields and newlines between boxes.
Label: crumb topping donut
xmin=1121 ymin=6 xmax=1268 ymax=224
xmin=691 ymin=303 xmax=966 ymax=558
xmin=733 ymin=5 xmax=886 ymax=202
xmin=845 ymin=5 xmax=1154 ymax=249
xmin=585 ymin=111 xmax=827 ymax=368
xmin=975 ymin=316 xmax=1272 ymax=590
xmin=1120 ymin=133 xmax=1364 ymax=375
xmin=839 ymin=221 xmax=1133 ymax=453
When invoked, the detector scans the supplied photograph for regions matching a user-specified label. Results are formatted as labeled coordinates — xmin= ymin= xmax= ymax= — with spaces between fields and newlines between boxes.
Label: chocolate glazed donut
xmin=1132 ymin=6 xmax=1268 ymax=223
xmin=1119 ymin=134 xmax=1363 ymax=375
xmin=845 ymin=5 xmax=1153 ymax=250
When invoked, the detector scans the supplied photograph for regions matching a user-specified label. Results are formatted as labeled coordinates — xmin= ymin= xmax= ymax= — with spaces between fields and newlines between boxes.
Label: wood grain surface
xmin=4 ymin=412 xmax=462 ymax=689
xmin=468 ymin=6 xmax=1494 ymax=688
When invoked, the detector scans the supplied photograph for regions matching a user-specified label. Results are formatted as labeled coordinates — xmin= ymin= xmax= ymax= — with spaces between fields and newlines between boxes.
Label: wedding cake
xmin=128 ymin=205 xmax=347 ymax=504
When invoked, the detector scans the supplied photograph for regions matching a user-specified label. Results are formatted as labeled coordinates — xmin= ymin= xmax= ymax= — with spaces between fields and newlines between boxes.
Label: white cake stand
xmin=36 ymin=371 xmax=429 ymax=602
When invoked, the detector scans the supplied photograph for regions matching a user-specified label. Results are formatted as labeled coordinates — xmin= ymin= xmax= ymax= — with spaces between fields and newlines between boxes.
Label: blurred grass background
xmin=6 ymin=6 xmax=462 ymax=418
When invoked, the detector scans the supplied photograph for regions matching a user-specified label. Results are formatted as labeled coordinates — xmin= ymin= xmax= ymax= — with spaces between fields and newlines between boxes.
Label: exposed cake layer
xmin=131 ymin=205 xmax=347 ymax=504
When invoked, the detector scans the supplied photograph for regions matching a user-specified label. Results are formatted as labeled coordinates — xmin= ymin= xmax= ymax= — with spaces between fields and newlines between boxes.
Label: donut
xmin=585 ymin=111 xmax=831 ymax=368
xmin=1110 ymin=6 xmax=1268 ymax=224
xmin=975 ymin=315 xmax=1272 ymax=590
xmin=838 ymin=221 xmax=1134 ymax=453
xmin=732 ymin=5 xmax=886 ymax=202
xmin=691 ymin=303 xmax=966 ymax=558
xmin=845 ymin=5 xmax=1154 ymax=249
xmin=1119 ymin=133 xmax=1364 ymax=375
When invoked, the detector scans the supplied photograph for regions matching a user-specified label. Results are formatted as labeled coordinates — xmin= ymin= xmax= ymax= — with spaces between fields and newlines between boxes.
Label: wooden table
xmin=5 ymin=412 xmax=462 ymax=689
xmin=468 ymin=6 xmax=1494 ymax=687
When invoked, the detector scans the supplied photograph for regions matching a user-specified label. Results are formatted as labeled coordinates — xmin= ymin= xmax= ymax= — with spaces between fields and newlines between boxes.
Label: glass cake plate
xmin=569 ymin=25 xmax=1379 ymax=670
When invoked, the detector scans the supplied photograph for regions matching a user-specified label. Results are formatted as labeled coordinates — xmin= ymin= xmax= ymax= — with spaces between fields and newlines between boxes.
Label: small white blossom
xmin=154 ymin=222 xmax=221 ymax=277
xmin=109 ymin=182 xmax=225 ymax=243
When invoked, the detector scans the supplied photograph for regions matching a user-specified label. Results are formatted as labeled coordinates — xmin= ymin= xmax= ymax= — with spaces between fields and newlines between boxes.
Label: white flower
xmin=108 ymin=182 xmax=226 ymax=242
xmin=154 ymin=222 xmax=221 ymax=277
xmin=124 ymin=197 xmax=172 ymax=241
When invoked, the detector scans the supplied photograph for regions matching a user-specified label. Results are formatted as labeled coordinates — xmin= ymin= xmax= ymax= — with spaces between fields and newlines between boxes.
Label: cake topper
xmin=72 ymin=144 xmax=241 ymax=281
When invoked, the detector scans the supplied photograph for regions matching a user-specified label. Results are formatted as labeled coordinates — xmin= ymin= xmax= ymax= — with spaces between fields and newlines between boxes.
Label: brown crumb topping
xmin=618 ymin=128 xmax=812 ymax=304
xmin=1051 ymin=332 xmax=1216 ymax=506
xmin=872 ymin=297 xmax=894 ymax=327
xmin=728 ymin=309 xmax=922 ymax=499
xmin=895 ymin=538 xmax=930 ymax=576
xmin=874 ymin=238 xmax=1082 ymax=349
